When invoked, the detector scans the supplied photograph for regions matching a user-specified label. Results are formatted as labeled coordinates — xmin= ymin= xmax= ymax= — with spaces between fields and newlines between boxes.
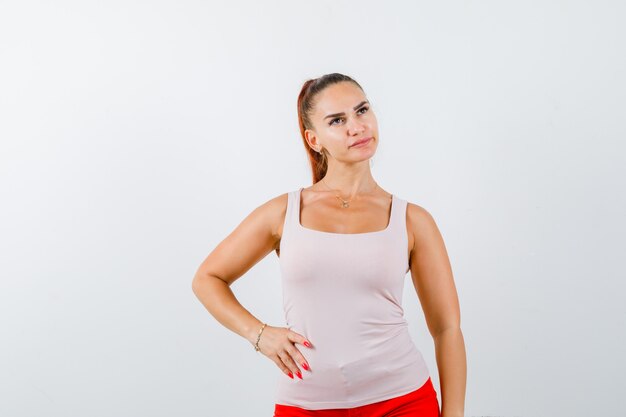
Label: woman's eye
xmin=329 ymin=107 xmax=369 ymax=126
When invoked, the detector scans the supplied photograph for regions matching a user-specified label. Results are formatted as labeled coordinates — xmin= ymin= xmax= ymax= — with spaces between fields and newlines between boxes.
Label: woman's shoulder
xmin=405 ymin=199 xmax=442 ymax=246
xmin=249 ymin=190 xmax=294 ymax=239
xmin=405 ymin=199 xmax=432 ymax=219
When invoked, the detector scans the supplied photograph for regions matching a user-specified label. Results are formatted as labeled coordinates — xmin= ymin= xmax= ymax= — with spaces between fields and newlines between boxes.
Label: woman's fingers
xmin=259 ymin=326 xmax=313 ymax=380
xmin=278 ymin=350 xmax=302 ymax=379
xmin=272 ymin=354 xmax=294 ymax=379
xmin=287 ymin=331 xmax=312 ymax=372
xmin=288 ymin=330 xmax=313 ymax=349
xmin=285 ymin=343 xmax=310 ymax=374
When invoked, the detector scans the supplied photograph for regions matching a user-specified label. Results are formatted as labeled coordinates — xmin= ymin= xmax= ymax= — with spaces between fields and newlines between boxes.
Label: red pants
xmin=273 ymin=377 xmax=440 ymax=417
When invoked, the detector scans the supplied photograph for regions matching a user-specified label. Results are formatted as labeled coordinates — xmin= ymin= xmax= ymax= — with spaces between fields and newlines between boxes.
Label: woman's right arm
xmin=191 ymin=193 xmax=284 ymax=344
xmin=191 ymin=193 xmax=312 ymax=379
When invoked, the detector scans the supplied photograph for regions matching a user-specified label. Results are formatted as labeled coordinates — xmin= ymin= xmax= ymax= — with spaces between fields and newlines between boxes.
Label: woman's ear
xmin=305 ymin=130 xmax=321 ymax=152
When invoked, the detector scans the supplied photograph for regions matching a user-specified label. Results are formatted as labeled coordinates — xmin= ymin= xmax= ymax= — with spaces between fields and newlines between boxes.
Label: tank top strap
xmin=388 ymin=194 xmax=408 ymax=234
xmin=281 ymin=188 xmax=301 ymax=236
xmin=292 ymin=188 xmax=302 ymax=229
xmin=389 ymin=195 xmax=410 ymax=274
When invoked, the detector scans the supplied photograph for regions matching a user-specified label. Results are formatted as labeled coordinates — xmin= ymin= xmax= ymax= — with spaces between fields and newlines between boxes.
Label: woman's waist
xmin=274 ymin=349 xmax=430 ymax=408
xmin=288 ymin=316 xmax=409 ymax=344
xmin=295 ymin=325 xmax=420 ymax=366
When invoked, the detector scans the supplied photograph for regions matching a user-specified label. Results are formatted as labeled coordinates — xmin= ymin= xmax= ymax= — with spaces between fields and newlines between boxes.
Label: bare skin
xmin=192 ymin=81 xmax=466 ymax=416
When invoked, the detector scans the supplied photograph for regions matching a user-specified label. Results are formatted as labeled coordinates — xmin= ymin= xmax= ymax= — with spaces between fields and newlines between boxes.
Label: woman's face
xmin=306 ymin=81 xmax=378 ymax=164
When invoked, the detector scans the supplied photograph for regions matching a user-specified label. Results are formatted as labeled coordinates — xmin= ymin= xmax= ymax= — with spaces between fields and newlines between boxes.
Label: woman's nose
xmin=347 ymin=118 xmax=366 ymax=135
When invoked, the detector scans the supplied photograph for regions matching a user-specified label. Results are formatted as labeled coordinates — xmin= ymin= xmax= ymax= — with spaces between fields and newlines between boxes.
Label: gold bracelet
xmin=254 ymin=323 xmax=267 ymax=352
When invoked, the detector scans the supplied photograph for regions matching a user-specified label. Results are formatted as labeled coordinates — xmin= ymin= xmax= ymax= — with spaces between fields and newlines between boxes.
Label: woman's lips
xmin=350 ymin=137 xmax=372 ymax=148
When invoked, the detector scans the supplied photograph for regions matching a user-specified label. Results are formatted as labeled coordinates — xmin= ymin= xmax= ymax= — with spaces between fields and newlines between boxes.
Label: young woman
xmin=192 ymin=73 xmax=466 ymax=417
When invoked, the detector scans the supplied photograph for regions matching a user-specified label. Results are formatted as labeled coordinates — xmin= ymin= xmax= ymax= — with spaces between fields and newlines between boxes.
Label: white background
xmin=1 ymin=1 xmax=624 ymax=416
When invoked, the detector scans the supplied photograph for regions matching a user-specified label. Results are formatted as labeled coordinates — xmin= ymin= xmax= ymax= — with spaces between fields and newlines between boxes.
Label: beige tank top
xmin=274 ymin=187 xmax=431 ymax=409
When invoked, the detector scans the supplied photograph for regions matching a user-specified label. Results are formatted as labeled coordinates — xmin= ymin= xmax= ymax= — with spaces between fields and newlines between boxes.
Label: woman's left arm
xmin=407 ymin=203 xmax=467 ymax=417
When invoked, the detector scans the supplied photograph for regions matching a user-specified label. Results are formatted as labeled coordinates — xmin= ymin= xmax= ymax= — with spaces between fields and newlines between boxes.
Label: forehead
xmin=313 ymin=82 xmax=366 ymax=115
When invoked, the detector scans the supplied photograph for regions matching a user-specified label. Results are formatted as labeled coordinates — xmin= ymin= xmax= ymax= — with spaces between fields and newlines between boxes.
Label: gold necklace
xmin=320 ymin=178 xmax=379 ymax=208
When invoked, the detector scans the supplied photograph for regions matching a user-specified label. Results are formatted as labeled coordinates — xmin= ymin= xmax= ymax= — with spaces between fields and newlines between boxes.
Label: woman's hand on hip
xmin=256 ymin=325 xmax=312 ymax=380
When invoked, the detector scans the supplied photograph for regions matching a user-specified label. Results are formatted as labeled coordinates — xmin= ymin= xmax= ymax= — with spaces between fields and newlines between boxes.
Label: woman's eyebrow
xmin=324 ymin=100 xmax=369 ymax=120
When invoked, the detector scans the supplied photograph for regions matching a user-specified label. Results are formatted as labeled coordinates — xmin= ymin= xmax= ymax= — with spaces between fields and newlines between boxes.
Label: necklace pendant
xmin=341 ymin=201 xmax=350 ymax=208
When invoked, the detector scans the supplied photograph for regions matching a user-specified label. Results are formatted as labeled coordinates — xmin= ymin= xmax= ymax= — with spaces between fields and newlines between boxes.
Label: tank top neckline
xmin=295 ymin=186 xmax=396 ymax=236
